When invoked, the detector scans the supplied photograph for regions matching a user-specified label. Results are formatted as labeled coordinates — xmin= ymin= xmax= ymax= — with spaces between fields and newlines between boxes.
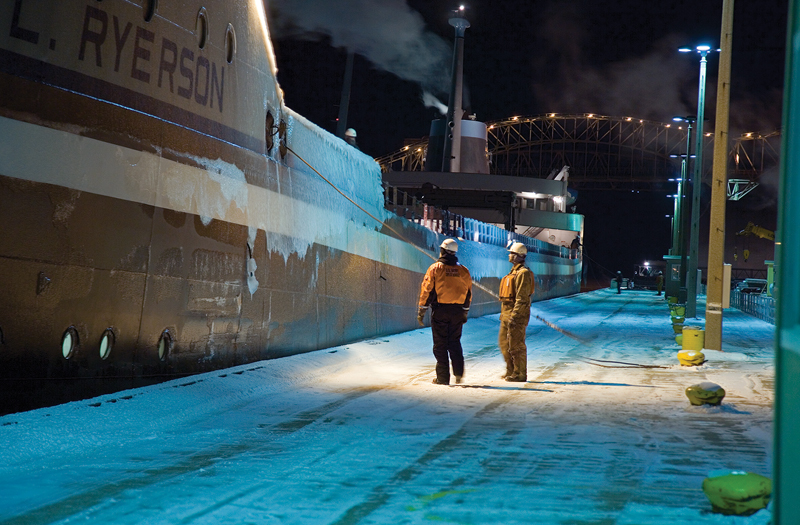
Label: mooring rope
xmin=576 ymin=355 xmax=668 ymax=369
xmin=285 ymin=145 xmax=585 ymax=342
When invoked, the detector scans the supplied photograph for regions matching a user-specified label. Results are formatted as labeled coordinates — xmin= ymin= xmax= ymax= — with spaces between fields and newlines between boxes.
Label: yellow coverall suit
xmin=498 ymin=262 xmax=534 ymax=380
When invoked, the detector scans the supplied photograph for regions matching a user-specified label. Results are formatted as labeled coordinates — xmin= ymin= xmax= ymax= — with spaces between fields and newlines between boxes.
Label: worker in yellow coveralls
xmin=498 ymin=242 xmax=534 ymax=382
xmin=418 ymin=239 xmax=472 ymax=385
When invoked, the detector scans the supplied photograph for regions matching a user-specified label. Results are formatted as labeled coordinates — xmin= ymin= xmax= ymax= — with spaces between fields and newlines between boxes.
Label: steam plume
xmin=422 ymin=91 xmax=448 ymax=115
xmin=268 ymin=0 xmax=452 ymax=95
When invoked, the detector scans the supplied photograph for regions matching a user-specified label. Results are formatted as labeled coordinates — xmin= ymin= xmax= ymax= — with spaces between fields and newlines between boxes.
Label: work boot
xmin=432 ymin=378 xmax=449 ymax=385
xmin=505 ymin=375 xmax=527 ymax=382
xmin=455 ymin=375 xmax=463 ymax=384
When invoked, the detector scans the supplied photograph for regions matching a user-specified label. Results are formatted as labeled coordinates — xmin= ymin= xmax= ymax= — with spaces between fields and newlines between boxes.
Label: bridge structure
xmin=375 ymin=113 xmax=780 ymax=198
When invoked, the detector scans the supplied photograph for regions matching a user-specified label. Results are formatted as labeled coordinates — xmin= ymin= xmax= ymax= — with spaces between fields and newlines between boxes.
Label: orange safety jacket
xmin=418 ymin=261 xmax=472 ymax=310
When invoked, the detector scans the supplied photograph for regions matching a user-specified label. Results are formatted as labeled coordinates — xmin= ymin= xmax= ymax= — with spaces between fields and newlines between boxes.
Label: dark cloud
xmin=533 ymin=34 xmax=698 ymax=121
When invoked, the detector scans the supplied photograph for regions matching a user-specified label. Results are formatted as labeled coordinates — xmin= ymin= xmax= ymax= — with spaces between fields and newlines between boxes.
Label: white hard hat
xmin=508 ymin=242 xmax=527 ymax=256
xmin=345 ymin=128 xmax=357 ymax=138
xmin=440 ymin=239 xmax=458 ymax=253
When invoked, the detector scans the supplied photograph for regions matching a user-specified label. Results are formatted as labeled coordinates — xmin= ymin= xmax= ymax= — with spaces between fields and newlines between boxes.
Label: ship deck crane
xmin=734 ymin=221 xmax=775 ymax=263
xmin=736 ymin=221 xmax=775 ymax=241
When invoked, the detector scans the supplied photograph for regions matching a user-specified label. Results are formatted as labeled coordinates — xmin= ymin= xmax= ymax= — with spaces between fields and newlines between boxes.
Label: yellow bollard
xmin=682 ymin=326 xmax=705 ymax=351
xmin=670 ymin=305 xmax=686 ymax=317
xmin=677 ymin=349 xmax=706 ymax=366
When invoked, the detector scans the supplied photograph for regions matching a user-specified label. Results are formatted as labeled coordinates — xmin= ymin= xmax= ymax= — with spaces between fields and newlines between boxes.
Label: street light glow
xmin=696 ymin=45 xmax=711 ymax=51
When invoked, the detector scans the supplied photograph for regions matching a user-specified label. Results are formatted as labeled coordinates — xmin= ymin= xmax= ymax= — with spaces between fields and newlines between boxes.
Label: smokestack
xmin=441 ymin=6 xmax=470 ymax=173
xmin=335 ymin=50 xmax=355 ymax=139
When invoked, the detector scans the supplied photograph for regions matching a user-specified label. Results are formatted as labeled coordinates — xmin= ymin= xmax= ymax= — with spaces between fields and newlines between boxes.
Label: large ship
xmin=0 ymin=0 xmax=582 ymax=414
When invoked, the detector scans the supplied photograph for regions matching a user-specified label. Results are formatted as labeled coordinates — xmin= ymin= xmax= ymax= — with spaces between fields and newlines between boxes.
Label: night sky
xmin=266 ymin=0 xmax=787 ymax=281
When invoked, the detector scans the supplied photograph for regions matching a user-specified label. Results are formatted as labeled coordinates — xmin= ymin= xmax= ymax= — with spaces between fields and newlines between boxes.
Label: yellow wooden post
xmin=704 ymin=0 xmax=734 ymax=351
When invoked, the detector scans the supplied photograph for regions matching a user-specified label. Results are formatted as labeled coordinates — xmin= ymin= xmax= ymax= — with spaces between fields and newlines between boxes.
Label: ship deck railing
xmin=383 ymin=183 xmax=578 ymax=260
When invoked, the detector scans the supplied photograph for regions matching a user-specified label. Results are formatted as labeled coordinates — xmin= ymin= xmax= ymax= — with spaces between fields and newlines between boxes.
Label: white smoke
xmin=422 ymin=91 xmax=448 ymax=115
xmin=267 ymin=0 xmax=452 ymax=95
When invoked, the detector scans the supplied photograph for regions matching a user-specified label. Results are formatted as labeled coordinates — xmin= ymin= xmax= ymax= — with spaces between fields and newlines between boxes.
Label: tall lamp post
xmin=671 ymin=116 xmax=695 ymax=300
xmin=668 ymin=155 xmax=684 ymax=256
xmin=680 ymin=45 xmax=718 ymax=318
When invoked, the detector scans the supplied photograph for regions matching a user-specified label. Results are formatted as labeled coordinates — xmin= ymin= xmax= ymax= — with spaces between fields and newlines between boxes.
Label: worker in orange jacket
xmin=418 ymin=239 xmax=472 ymax=385
xmin=498 ymin=242 xmax=534 ymax=382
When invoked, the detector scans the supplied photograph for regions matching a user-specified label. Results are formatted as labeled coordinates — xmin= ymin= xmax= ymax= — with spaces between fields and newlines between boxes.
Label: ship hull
xmin=0 ymin=0 xmax=580 ymax=414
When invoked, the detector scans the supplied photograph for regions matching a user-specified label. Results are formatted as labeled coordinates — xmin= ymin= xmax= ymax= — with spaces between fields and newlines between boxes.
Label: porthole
xmin=143 ymin=0 xmax=157 ymax=22
xmin=196 ymin=8 xmax=209 ymax=49
xmin=61 ymin=326 xmax=79 ymax=359
xmin=99 ymin=329 xmax=115 ymax=360
xmin=157 ymin=329 xmax=172 ymax=362
xmin=225 ymin=23 xmax=236 ymax=64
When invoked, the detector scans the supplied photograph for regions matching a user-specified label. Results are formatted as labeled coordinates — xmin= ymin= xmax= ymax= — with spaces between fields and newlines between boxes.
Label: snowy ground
xmin=0 ymin=289 xmax=774 ymax=524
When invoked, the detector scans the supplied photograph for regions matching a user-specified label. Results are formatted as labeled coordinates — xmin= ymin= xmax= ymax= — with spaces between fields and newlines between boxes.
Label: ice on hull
xmin=0 ymin=0 xmax=581 ymax=414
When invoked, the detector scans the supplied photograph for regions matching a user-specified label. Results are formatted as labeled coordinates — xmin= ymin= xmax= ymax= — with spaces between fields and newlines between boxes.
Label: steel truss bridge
xmin=375 ymin=113 xmax=780 ymax=195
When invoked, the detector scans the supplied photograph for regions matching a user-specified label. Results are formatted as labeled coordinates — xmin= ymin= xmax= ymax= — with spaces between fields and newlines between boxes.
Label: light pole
xmin=671 ymin=116 xmax=695 ymax=301
xmin=680 ymin=45 xmax=718 ymax=318
xmin=668 ymin=160 xmax=684 ymax=256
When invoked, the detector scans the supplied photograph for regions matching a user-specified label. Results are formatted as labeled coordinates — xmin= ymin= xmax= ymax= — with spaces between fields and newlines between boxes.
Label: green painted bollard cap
xmin=685 ymin=381 xmax=724 ymax=404
xmin=702 ymin=470 xmax=771 ymax=516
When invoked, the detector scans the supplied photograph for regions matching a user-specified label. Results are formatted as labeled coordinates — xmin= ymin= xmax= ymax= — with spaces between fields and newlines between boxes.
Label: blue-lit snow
xmin=0 ymin=289 xmax=774 ymax=524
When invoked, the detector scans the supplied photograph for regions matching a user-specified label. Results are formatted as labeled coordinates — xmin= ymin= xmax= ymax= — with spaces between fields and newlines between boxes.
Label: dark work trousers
xmin=431 ymin=304 xmax=466 ymax=384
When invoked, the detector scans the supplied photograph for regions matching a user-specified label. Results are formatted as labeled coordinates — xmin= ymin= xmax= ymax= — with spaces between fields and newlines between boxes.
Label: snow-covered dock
xmin=0 ymin=289 xmax=774 ymax=524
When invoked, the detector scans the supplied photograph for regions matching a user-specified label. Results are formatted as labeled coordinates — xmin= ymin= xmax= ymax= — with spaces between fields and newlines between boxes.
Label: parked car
xmin=734 ymin=278 xmax=768 ymax=294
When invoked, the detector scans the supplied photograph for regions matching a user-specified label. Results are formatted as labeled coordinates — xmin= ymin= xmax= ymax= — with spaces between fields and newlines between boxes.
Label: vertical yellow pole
xmin=704 ymin=0 xmax=734 ymax=350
